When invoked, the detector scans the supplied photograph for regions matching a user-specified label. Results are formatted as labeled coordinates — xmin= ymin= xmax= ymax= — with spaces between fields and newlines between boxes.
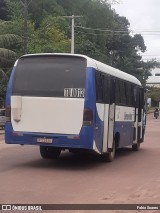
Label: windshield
xmin=12 ymin=55 xmax=86 ymax=98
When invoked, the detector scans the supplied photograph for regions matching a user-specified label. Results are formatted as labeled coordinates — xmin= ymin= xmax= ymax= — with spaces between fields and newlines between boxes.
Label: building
xmin=146 ymin=68 xmax=160 ymax=87
xmin=146 ymin=68 xmax=160 ymax=108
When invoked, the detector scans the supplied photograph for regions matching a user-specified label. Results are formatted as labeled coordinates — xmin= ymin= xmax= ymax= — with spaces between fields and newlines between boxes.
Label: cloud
xmin=112 ymin=0 xmax=160 ymax=59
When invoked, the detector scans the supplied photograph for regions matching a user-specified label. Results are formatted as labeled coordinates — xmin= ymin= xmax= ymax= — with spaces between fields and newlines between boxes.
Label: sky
xmin=112 ymin=0 xmax=160 ymax=63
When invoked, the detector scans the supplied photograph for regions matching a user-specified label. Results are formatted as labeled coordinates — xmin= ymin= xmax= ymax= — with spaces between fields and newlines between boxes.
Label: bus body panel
xmin=5 ymin=122 xmax=94 ymax=150
xmin=95 ymin=104 xmax=136 ymax=152
xmin=93 ymin=103 xmax=106 ymax=154
xmin=114 ymin=121 xmax=134 ymax=147
xmin=102 ymin=104 xmax=110 ymax=153
xmin=114 ymin=106 xmax=135 ymax=147
xmin=5 ymin=65 xmax=96 ymax=151
xmin=11 ymin=96 xmax=84 ymax=135
xmin=5 ymin=54 xmax=145 ymax=159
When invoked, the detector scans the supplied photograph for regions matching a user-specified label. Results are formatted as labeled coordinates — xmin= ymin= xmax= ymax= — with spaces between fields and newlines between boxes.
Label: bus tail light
xmin=5 ymin=105 xmax=11 ymax=122
xmin=83 ymin=108 xmax=93 ymax=126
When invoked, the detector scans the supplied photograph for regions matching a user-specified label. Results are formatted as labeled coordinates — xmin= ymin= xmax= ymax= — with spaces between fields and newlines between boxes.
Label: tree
xmin=0 ymin=0 xmax=8 ymax=20
xmin=23 ymin=0 xmax=160 ymax=81
xmin=28 ymin=16 xmax=70 ymax=53
xmin=2 ymin=0 xmax=160 ymax=85
xmin=0 ymin=21 xmax=20 ymax=106
xmin=147 ymin=87 xmax=160 ymax=107
xmin=0 ymin=21 xmax=20 ymax=69
xmin=28 ymin=0 xmax=65 ymax=28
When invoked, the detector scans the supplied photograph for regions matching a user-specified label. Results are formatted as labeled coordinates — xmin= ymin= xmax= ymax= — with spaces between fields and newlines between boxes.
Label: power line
xmin=75 ymin=29 xmax=129 ymax=36
xmin=75 ymin=26 xmax=129 ymax=33
xmin=133 ymin=30 xmax=160 ymax=33
xmin=75 ymin=26 xmax=160 ymax=36
xmin=143 ymin=55 xmax=160 ymax=57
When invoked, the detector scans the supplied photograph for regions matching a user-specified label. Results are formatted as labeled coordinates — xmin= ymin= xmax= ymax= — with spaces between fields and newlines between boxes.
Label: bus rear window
xmin=12 ymin=56 xmax=86 ymax=98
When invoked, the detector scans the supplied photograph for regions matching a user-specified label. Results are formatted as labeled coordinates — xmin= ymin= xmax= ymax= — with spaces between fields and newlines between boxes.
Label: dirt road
xmin=0 ymin=114 xmax=160 ymax=212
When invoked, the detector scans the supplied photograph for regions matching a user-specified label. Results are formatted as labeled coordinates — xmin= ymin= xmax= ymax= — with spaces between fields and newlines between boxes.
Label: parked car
xmin=0 ymin=108 xmax=6 ymax=129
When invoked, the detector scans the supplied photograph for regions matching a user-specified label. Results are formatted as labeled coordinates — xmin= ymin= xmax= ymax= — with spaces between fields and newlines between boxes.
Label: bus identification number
xmin=64 ymin=88 xmax=85 ymax=98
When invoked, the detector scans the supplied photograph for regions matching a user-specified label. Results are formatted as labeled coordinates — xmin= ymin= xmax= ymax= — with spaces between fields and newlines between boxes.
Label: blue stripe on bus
xmin=85 ymin=67 xmax=104 ymax=153
xmin=114 ymin=121 xmax=134 ymax=147
xmin=5 ymin=123 xmax=94 ymax=149
xmin=94 ymin=106 xmax=104 ymax=153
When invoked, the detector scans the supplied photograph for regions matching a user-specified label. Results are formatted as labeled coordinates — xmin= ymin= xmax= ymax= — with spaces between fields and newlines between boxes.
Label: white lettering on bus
xmin=64 ymin=88 xmax=85 ymax=98
xmin=124 ymin=112 xmax=133 ymax=120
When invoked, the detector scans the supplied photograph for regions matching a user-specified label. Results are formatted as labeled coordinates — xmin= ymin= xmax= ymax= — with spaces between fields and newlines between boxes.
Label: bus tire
xmin=132 ymin=142 xmax=140 ymax=151
xmin=40 ymin=146 xmax=61 ymax=159
xmin=101 ymin=141 xmax=115 ymax=162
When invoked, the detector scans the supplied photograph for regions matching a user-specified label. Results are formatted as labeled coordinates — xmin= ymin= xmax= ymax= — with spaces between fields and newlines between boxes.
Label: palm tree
xmin=0 ymin=21 xmax=20 ymax=76
xmin=0 ymin=34 xmax=19 ymax=75
xmin=0 ymin=21 xmax=20 ymax=106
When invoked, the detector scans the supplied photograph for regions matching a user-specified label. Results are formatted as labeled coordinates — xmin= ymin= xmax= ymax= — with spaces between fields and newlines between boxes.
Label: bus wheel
xmin=101 ymin=141 xmax=115 ymax=162
xmin=40 ymin=146 xmax=61 ymax=159
xmin=132 ymin=142 xmax=140 ymax=151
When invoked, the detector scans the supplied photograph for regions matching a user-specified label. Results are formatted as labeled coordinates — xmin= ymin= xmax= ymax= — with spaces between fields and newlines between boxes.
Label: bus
xmin=5 ymin=53 xmax=145 ymax=162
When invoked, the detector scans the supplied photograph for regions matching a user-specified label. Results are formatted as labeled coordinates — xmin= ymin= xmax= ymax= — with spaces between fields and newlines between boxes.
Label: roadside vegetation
xmin=0 ymin=0 xmax=159 ymax=106
xmin=146 ymin=87 xmax=160 ymax=108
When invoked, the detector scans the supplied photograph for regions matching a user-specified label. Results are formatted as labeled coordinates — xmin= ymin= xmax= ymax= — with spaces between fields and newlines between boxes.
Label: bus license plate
xmin=37 ymin=138 xmax=53 ymax=143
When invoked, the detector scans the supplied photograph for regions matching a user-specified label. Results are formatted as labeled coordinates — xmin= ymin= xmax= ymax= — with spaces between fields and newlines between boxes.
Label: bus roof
xmin=19 ymin=53 xmax=142 ymax=86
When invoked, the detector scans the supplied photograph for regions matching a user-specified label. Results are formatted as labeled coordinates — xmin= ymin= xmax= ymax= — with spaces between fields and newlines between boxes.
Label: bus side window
xmin=119 ymin=80 xmax=127 ymax=106
xmin=95 ymin=71 xmax=104 ymax=103
xmin=138 ymin=88 xmax=144 ymax=122
xmin=115 ymin=79 xmax=121 ymax=105
xmin=140 ymin=88 xmax=144 ymax=108
xmin=125 ymin=82 xmax=132 ymax=106
xmin=110 ymin=78 xmax=115 ymax=104
xmin=103 ymin=75 xmax=110 ymax=104
xmin=132 ymin=85 xmax=136 ymax=107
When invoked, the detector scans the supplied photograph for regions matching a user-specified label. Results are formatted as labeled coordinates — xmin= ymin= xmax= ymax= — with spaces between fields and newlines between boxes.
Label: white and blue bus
xmin=5 ymin=54 xmax=145 ymax=162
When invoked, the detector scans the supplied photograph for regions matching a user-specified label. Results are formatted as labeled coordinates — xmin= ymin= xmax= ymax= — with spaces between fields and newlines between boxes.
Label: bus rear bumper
xmin=5 ymin=123 xmax=94 ymax=150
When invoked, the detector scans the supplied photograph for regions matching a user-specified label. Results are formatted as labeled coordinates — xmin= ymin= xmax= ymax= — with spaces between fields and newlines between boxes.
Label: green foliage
xmin=147 ymin=87 xmax=160 ymax=104
xmin=0 ymin=71 xmax=7 ymax=107
xmin=0 ymin=0 xmax=8 ymax=20
xmin=0 ymin=0 xmax=159 ymax=106
xmin=28 ymin=16 xmax=70 ymax=53
xmin=105 ymin=32 xmax=148 ymax=80
xmin=28 ymin=0 xmax=65 ymax=28
xmin=5 ymin=0 xmax=23 ymax=21
xmin=0 ymin=21 xmax=20 ymax=67
xmin=0 ymin=20 xmax=19 ymax=106
xmin=0 ymin=33 xmax=20 ymax=48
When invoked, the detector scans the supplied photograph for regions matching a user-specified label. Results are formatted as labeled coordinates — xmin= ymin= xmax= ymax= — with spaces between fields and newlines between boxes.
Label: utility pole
xmin=20 ymin=0 xmax=32 ymax=54
xmin=63 ymin=15 xmax=82 ymax=54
